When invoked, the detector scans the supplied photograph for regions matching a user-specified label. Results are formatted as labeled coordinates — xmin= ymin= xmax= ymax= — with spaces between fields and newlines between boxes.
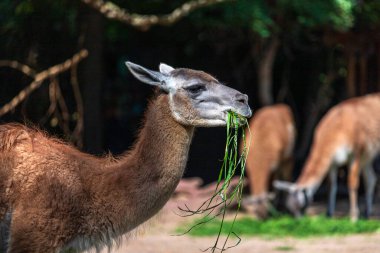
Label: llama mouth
xmin=224 ymin=110 xmax=250 ymax=127
xmin=226 ymin=106 xmax=252 ymax=119
xmin=238 ymin=107 xmax=252 ymax=118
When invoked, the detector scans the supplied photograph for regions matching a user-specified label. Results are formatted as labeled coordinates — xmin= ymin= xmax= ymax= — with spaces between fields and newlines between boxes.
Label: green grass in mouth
xmin=178 ymin=111 xmax=250 ymax=252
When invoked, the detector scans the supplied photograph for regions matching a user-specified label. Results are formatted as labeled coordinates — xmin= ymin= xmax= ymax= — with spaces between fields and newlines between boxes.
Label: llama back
xmin=244 ymin=104 xmax=295 ymax=195
xmin=0 ymin=123 xmax=36 ymax=152
xmin=0 ymin=124 xmax=97 ymax=251
xmin=0 ymin=123 xmax=38 ymax=211
xmin=0 ymin=123 xmax=91 ymax=204
xmin=0 ymin=124 xmax=28 ymax=250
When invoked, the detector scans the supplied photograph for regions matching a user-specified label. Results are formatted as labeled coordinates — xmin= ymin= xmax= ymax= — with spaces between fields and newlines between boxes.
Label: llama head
xmin=273 ymin=180 xmax=310 ymax=218
xmin=126 ymin=61 xmax=252 ymax=127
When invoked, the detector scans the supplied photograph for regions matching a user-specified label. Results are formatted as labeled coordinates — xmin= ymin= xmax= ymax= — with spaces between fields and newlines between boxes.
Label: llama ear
xmin=159 ymin=63 xmax=174 ymax=75
xmin=273 ymin=180 xmax=296 ymax=193
xmin=126 ymin=61 xmax=169 ymax=91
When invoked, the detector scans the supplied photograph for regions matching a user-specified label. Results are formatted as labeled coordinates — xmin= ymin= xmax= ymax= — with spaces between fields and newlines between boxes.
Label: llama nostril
xmin=235 ymin=93 xmax=248 ymax=104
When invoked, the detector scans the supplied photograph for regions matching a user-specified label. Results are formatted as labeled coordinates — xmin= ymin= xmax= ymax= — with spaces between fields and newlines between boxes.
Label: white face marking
xmin=163 ymin=76 xmax=178 ymax=92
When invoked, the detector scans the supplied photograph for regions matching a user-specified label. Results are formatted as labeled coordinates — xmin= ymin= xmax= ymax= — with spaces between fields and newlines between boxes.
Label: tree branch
xmin=0 ymin=61 xmax=36 ymax=77
xmin=0 ymin=49 xmax=88 ymax=117
xmin=70 ymin=64 xmax=84 ymax=148
xmin=81 ymin=0 xmax=230 ymax=30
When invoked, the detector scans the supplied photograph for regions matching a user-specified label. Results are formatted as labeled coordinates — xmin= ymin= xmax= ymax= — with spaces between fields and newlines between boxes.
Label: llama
xmin=274 ymin=93 xmax=380 ymax=221
xmin=0 ymin=62 xmax=251 ymax=252
xmin=242 ymin=104 xmax=295 ymax=219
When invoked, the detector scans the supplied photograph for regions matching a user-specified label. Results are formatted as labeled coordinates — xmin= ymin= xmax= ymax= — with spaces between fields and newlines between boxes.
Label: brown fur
xmin=297 ymin=93 xmax=380 ymax=187
xmin=0 ymin=61 xmax=252 ymax=252
xmin=296 ymin=93 xmax=380 ymax=220
xmin=0 ymin=95 xmax=194 ymax=252
xmin=243 ymin=104 xmax=295 ymax=218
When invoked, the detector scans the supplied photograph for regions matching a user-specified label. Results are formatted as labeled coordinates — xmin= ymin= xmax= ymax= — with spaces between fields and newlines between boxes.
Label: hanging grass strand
xmin=178 ymin=111 xmax=250 ymax=252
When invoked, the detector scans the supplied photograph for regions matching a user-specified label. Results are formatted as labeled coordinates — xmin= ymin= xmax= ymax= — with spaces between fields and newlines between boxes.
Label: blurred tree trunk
xmin=257 ymin=37 xmax=280 ymax=105
xmin=378 ymin=43 xmax=380 ymax=91
xmin=297 ymin=70 xmax=336 ymax=163
xmin=359 ymin=52 xmax=368 ymax=95
xmin=346 ymin=50 xmax=356 ymax=97
xmin=81 ymin=7 xmax=104 ymax=154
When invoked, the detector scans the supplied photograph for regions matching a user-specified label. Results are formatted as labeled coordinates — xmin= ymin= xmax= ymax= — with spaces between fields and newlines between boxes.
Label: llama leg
xmin=327 ymin=165 xmax=338 ymax=217
xmin=348 ymin=158 xmax=361 ymax=222
xmin=274 ymin=158 xmax=294 ymax=213
xmin=0 ymin=211 xmax=11 ymax=252
xmin=280 ymin=157 xmax=294 ymax=182
xmin=362 ymin=164 xmax=377 ymax=218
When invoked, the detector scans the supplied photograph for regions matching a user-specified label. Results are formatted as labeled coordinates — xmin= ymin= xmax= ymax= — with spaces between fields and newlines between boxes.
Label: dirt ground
xmin=110 ymin=233 xmax=380 ymax=253
xmin=100 ymin=189 xmax=380 ymax=253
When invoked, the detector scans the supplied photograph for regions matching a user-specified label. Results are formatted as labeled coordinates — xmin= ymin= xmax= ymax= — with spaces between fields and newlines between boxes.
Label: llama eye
xmin=185 ymin=84 xmax=206 ymax=94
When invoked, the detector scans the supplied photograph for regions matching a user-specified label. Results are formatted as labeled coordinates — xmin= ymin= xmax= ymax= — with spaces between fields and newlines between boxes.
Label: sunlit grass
xmin=178 ymin=215 xmax=380 ymax=238
xmin=274 ymin=245 xmax=295 ymax=251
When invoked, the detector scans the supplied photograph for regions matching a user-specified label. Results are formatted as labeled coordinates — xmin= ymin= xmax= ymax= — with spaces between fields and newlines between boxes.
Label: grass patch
xmin=178 ymin=215 xmax=380 ymax=238
xmin=274 ymin=245 xmax=295 ymax=251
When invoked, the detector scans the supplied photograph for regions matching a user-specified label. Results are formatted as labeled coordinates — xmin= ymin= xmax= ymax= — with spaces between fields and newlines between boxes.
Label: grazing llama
xmin=0 ymin=62 xmax=251 ymax=252
xmin=274 ymin=93 xmax=380 ymax=221
xmin=242 ymin=104 xmax=295 ymax=219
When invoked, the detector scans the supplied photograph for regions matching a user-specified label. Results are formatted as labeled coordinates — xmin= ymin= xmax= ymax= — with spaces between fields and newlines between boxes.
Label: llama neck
xmin=127 ymin=94 xmax=194 ymax=190
xmin=105 ymin=94 xmax=194 ymax=229
xmin=296 ymin=143 xmax=336 ymax=195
